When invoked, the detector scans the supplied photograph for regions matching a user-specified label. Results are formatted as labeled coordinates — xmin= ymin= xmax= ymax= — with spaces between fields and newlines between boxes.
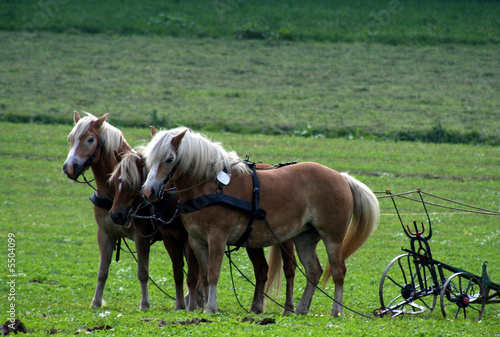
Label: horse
xmin=108 ymin=149 xmax=202 ymax=311
xmin=62 ymin=111 xmax=154 ymax=310
xmin=109 ymin=145 xmax=298 ymax=314
xmin=141 ymin=127 xmax=380 ymax=316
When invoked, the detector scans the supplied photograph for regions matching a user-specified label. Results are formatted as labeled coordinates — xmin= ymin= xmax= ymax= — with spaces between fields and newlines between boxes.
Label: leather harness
xmin=177 ymin=163 xmax=266 ymax=252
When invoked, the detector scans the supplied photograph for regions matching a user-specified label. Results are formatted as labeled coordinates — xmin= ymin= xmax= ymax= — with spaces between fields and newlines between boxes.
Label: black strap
xmin=177 ymin=164 xmax=266 ymax=251
xmin=78 ymin=138 xmax=104 ymax=178
xmin=89 ymin=191 xmax=114 ymax=210
xmin=115 ymin=237 xmax=121 ymax=262
xmin=178 ymin=193 xmax=254 ymax=215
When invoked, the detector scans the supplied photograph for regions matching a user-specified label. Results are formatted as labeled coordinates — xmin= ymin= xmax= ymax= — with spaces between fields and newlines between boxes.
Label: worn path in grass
xmin=1 ymin=32 xmax=498 ymax=143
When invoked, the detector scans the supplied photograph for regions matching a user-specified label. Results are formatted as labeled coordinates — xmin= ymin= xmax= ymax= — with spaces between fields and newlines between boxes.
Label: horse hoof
xmin=90 ymin=299 xmax=104 ymax=308
xmin=139 ymin=302 xmax=151 ymax=310
xmin=203 ymin=307 xmax=217 ymax=314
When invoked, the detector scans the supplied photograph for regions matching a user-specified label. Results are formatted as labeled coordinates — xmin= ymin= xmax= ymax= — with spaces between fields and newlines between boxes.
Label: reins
xmin=120 ymin=238 xmax=176 ymax=301
xmin=224 ymin=247 xmax=295 ymax=314
xmin=261 ymin=215 xmax=372 ymax=318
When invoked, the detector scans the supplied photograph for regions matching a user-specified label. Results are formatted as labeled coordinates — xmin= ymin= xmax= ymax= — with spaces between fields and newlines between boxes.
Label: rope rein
xmin=374 ymin=189 xmax=499 ymax=216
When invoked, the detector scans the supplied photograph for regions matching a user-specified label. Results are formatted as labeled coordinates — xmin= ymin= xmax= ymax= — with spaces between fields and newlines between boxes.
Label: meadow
xmin=1 ymin=0 xmax=499 ymax=44
xmin=1 ymin=0 xmax=499 ymax=335
xmin=0 ymin=122 xmax=499 ymax=335
xmin=1 ymin=32 xmax=498 ymax=145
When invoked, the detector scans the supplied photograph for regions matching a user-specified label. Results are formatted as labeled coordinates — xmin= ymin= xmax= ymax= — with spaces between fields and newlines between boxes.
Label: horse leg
xmin=246 ymin=248 xmax=268 ymax=314
xmin=323 ymin=240 xmax=346 ymax=317
xmin=134 ymin=234 xmax=151 ymax=310
xmin=293 ymin=231 xmax=322 ymax=315
xmin=281 ymin=240 xmax=296 ymax=314
xmin=188 ymin=236 xmax=210 ymax=311
xmin=91 ymin=226 xmax=114 ymax=308
xmin=185 ymin=243 xmax=202 ymax=312
xmin=205 ymin=237 xmax=227 ymax=314
xmin=162 ymin=237 xmax=186 ymax=311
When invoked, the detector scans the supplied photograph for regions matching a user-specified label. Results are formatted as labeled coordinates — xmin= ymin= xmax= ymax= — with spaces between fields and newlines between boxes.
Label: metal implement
xmin=375 ymin=190 xmax=500 ymax=320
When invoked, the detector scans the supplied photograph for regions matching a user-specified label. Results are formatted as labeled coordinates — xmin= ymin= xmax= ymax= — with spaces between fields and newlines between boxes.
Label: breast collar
xmin=176 ymin=163 xmax=266 ymax=251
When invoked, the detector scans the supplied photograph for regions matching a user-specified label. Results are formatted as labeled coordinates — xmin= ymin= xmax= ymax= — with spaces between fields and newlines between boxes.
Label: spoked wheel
xmin=440 ymin=272 xmax=486 ymax=320
xmin=379 ymin=254 xmax=437 ymax=317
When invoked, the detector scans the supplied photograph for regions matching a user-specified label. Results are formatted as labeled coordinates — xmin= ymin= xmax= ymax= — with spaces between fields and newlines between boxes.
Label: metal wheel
xmin=379 ymin=254 xmax=437 ymax=317
xmin=440 ymin=272 xmax=486 ymax=320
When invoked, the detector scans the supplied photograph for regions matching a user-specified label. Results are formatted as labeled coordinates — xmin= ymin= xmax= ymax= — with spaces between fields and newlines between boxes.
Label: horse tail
xmin=322 ymin=173 xmax=379 ymax=286
xmin=264 ymin=245 xmax=283 ymax=308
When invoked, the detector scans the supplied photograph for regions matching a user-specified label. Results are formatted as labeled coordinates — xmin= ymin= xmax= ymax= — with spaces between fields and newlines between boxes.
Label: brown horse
xmin=141 ymin=127 xmax=379 ymax=316
xmin=109 ymin=148 xmax=297 ymax=313
xmin=108 ymin=150 xmax=202 ymax=311
xmin=62 ymin=111 xmax=153 ymax=310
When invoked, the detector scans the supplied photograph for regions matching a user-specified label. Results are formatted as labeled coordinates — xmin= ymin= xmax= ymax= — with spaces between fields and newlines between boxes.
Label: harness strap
xmin=156 ymin=192 xmax=176 ymax=216
xmin=81 ymin=138 xmax=105 ymax=175
xmin=177 ymin=164 xmax=266 ymax=251
xmin=89 ymin=191 xmax=114 ymax=210
xmin=115 ymin=237 xmax=121 ymax=262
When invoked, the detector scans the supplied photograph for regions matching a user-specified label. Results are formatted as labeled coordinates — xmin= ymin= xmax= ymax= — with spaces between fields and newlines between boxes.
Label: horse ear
xmin=150 ymin=126 xmax=158 ymax=136
xmin=93 ymin=113 xmax=109 ymax=129
xmin=73 ymin=111 xmax=81 ymax=123
xmin=172 ymin=129 xmax=187 ymax=152
xmin=114 ymin=150 xmax=122 ymax=163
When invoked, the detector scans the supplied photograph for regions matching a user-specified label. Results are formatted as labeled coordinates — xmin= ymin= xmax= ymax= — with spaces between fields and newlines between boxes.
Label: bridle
xmin=69 ymin=138 xmax=109 ymax=200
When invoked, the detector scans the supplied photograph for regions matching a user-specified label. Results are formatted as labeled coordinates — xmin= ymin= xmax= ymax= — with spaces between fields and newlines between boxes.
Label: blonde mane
xmin=144 ymin=127 xmax=251 ymax=182
xmin=68 ymin=112 xmax=125 ymax=156
xmin=109 ymin=150 xmax=147 ymax=193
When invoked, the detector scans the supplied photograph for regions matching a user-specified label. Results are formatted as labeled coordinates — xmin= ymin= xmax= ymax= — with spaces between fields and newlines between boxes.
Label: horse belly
xmin=236 ymin=214 xmax=311 ymax=249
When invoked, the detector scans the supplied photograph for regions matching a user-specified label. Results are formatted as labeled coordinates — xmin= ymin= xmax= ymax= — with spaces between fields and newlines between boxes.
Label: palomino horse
xmin=62 ymin=111 xmax=154 ymax=310
xmin=108 ymin=150 xmax=202 ymax=311
xmin=109 ymin=148 xmax=297 ymax=314
xmin=142 ymin=128 xmax=379 ymax=316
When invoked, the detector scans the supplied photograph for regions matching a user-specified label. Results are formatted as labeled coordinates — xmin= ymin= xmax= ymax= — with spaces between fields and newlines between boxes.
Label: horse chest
xmin=95 ymin=211 xmax=135 ymax=240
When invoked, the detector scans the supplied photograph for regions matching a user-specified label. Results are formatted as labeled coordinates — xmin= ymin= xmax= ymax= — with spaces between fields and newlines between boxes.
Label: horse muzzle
xmin=142 ymin=182 xmax=162 ymax=202
xmin=109 ymin=207 xmax=131 ymax=226
xmin=62 ymin=160 xmax=85 ymax=180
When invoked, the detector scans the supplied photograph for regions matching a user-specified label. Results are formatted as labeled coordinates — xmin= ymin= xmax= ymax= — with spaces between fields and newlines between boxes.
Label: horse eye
xmin=166 ymin=157 xmax=174 ymax=163
xmin=88 ymin=137 xmax=95 ymax=144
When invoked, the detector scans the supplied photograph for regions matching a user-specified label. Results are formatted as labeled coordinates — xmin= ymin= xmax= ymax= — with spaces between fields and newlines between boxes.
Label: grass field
xmin=1 ymin=0 xmax=499 ymax=335
xmin=1 ymin=32 xmax=498 ymax=144
xmin=1 ymin=0 xmax=499 ymax=44
xmin=0 ymin=122 xmax=499 ymax=335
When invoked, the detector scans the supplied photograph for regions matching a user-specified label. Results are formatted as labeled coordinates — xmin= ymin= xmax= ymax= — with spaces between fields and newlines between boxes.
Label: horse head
xmin=108 ymin=150 xmax=146 ymax=226
xmin=63 ymin=111 xmax=108 ymax=180
xmin=142 ymin=127 xmax=187 ymax=202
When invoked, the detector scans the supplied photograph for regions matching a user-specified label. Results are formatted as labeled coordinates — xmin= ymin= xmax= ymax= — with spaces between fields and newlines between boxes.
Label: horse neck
xmin=91 ymin=139 xmax=132 ymax=199
xmin=172 ymin=172 xmax=215 ymax=202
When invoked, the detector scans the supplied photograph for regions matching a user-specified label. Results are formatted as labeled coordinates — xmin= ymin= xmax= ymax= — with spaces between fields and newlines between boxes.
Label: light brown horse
xmin=62 ymin=111 xmax=153 ymax=310
xmin=109 ymin=148 xmax=297 ymax=313
xmin=108 ymin=150 xmax=202 ymax=312
xmin=142 ymin=127 xmax=380 ymax=316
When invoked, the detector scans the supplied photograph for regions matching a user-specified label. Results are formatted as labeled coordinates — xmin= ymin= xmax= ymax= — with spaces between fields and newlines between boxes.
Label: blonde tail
xmin=322 ymin=173 xmax=379 ymax=286
xmin=264 ymin=245 xmax=283 ymax=309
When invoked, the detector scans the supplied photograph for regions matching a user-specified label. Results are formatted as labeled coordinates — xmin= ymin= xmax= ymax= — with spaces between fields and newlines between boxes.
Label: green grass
xmin=0 ymin=32 xmax=498 ymax=145
xmin=0 ymin=1 xmax=499 ymax=333
xmin=1 ymin=0 xmax=499 ymax=45
xmin=1 ymin=122 xmax=499 ymax=335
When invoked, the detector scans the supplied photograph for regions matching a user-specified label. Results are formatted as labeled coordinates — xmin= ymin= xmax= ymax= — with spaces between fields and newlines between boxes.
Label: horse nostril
xmin=110 ymin=212 xmax=125 ymax=225
xmin=73 ymin=162 xmax=79 ymax=169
